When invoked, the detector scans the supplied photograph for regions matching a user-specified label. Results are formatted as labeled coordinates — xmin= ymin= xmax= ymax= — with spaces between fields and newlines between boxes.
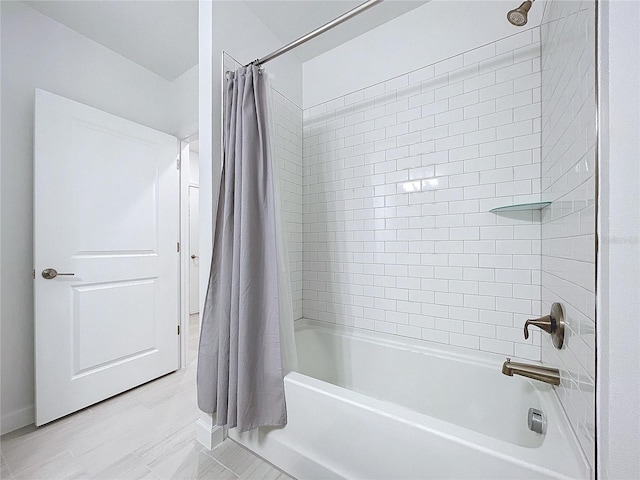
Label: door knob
xmin=191 ymin=255 xmax=199 ymax=259
xmin=42 ymin=268 xmax=75 ymax=279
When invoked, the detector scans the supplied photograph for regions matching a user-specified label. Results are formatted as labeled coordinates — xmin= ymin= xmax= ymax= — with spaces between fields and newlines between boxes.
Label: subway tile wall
xmin=301 ymin=29 xmax=544 ymax=359
xmin=271 ymin=90 xmax=304 ymax=319
xmin=540 ymin=0 xmax=596 ymax=467
xmin=223 ymin=53 xmax=304 ymax=319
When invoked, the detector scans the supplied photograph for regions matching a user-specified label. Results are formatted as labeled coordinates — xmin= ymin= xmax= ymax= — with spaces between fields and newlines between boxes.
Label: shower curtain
xmin=197 ymin=64 xmax=296 ymax=432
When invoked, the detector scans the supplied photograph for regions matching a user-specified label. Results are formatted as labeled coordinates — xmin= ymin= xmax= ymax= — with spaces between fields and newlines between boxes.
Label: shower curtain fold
xmin=197 ymin=64 xmax=289 ymax=432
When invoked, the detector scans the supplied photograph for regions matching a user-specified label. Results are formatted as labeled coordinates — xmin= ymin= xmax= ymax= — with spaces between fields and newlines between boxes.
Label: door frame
xmin=179 ymin=140 xmax=191 ymax=368
xmin=188 ymin=184 xmax=200 ymax=316
xmin=179 ymin=138 xmax=201 ymax=368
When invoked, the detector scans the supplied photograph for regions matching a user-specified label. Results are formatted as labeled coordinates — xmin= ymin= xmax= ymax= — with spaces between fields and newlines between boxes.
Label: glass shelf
xmin=489 ymin=202 xmax=551 ymax=213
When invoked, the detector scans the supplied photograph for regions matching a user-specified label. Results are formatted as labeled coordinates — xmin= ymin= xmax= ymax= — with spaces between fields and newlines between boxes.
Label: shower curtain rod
xmin=246 ymin=0 xmax=383 ymax=67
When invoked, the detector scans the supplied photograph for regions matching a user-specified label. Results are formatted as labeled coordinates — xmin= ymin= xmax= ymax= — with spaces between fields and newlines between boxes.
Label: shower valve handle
xmin=524 ymin=302 xmax=565 ymax=349
xmin=524 ymin=315 xmax=553 ymax=339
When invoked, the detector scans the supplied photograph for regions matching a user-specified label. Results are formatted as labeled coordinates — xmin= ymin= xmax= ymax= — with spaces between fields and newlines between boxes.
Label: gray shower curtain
xmin=197 ymin=64 xmax=286 ymax=432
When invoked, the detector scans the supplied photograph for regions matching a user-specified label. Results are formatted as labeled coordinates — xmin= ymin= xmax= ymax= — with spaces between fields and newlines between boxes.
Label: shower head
xmin=507 ymin=1 xmax=533 ymax=26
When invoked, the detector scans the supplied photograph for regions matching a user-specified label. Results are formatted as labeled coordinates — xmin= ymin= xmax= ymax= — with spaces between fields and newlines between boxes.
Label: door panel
xmin=75 ymin=122 xmax=159 ymax=253
xmin=71 ymin=279 xmax=158 ymax=375
xmin=34 ymin=89 xmax=179 ymax=425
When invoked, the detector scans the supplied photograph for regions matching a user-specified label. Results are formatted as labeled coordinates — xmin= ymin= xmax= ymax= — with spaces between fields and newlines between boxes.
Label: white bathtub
xmin=229 ymin=319 xmax=590 ymax=479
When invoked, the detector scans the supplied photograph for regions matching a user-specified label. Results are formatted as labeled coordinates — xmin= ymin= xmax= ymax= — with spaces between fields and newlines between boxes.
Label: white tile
xmin=496 ymin=90 xmax=532 ymax=112
xmin=408 ymin=65 xmax=435 ymax=85
xmin=325 ymin=96 xmax=345 ymax=112
xmin=435 ymin=54 xmax=463 ymax=75
xmin=496 ymin=60 xmax=533 ymax=83
xmin=344 ymin=90 xmax=365 ymax=106
xmin=480 ymin=337 xmax=514 ymax=355
xmin=464 ymin=99 xmax=496 ymax=119
xmin=385 ymin=74 xmax=409 ymax=92
xmin=386 ymin=98 xmax=410 ymax=115
xmin=479 ymin=52 xmax=513 ymax=75
xmin=479 ymin=80 xmax=515 ymax=102
xmin=421 ymin=99 xmax=449 ymax=117
xmin=449 ymin=118 xmax=479 ymax=136
xmin=421 ymin=74 xmax=449 ymax=92
xmin=363 ymin=82 xmax=386 ymax=100
xmin=479 ymin=139 xmax=514 ymax=157
xmin=408 ymin=115 xmax=435 ymax=133
xmin=496 ymin=30 xmax=533 ymax=55
xmin=408 ymin=90 xmax=436 ymax=109
xmin=497 ymin=120 xmax=533 ymax=139
xmin=421 ymin=328 xmax=450 ymax=344
xmin=463 ymin=71 xmax=496 ymax=92
xmin=464 ymin=321 xmax=495 ymax=338
xmin=397 ymin=324 xmax=422 ymax=339
xmin=464 ymin=43 xmax=496 ymax=66
xmin=449 ymin=91 xmax=480 ymax=111
xmin=515 ymin=343 xmax=540 ymax=360
xmin=435 ymin=82 xmax=464 ymax=101
xmin=514 ymin=103 xmax=540 ymax=121
xmin=464 ymin=128 xmax=497 ymax=146
xmin=397 ymin=107 xmax=423 ymax=124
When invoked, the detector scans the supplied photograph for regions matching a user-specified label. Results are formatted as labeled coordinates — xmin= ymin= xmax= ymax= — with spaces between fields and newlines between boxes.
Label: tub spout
xmin=501 ymin=358 xmax=560 ymax=386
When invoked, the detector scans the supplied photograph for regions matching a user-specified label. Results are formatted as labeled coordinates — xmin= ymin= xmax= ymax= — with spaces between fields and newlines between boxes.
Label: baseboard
xmin=1 ymin=405 xmax=34 ymax=435
xmin=195 ymin=416 xmax=224 ymax=450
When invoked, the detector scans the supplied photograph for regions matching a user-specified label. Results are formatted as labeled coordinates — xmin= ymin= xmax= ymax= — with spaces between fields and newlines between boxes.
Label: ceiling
xmin=24 ymin=1 xmax=199 ymax=82
xmin=24 ymin=0 xmax=428 ymax=81
xmin=243 ymin=1 xmax=429 ymax=62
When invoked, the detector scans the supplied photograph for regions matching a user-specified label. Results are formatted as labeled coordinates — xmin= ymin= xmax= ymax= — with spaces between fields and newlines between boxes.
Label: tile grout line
xmin=1 ymin=450 xmax=16 ymax=479
xmin=200 ymin=448 xmax=241 ymax=479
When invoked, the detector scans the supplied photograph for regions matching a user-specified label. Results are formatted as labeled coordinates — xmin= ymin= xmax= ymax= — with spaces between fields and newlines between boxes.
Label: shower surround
xmin=302 ymin=28 xmax=545 ymax=360
xmin=218 ymin=0 xmax=595 ymax=474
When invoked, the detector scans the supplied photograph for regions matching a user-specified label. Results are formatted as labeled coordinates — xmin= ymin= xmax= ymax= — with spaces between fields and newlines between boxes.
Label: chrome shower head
xmin=507 ymin=1 xmax=533 ymax=26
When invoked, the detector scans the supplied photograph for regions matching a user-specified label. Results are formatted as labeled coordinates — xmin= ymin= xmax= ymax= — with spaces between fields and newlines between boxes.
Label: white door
xmin=34 ymin=89 xmax=180 ymax=426
xmin=189 ymin=185 xmax=200 ymax=314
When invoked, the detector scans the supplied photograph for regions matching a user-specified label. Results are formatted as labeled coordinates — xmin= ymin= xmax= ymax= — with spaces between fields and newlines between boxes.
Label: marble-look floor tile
xmin=237 ymin=457 xmax=294 ymax=480
xmin=208 ymin=440 xmax=266 ymax=477
xmin=73 ymin=395 xmax=198 ymax=475
xmin=90 ymin=453 xmax=159 ymax=480
xmin=1 ymin=451 xmax=14 ymax=479
xmin=2 ymin=424 xmax=74 ymax=475
xmin=12 ymin=450 xmax=86 ymax=480
xmin=147 ymin=439 xmax=237 ymax=480
xmin=64 ymin=402 xmax=154 ymax=459
xmin=131 ymin=368 xmax=197 ymax=409
xmin=1 ymin=362 xmax=294 ymax=480
xmin=132 ymin=422 xmax=197 ymax=467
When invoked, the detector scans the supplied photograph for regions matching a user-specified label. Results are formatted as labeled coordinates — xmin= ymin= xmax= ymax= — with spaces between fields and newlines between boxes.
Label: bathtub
xmin=229 ymin=319 xmax=590 ymax=479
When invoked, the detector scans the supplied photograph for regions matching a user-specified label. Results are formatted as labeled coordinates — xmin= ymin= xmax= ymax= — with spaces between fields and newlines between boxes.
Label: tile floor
xmin=1 ymin=315 xmax=294 ymax=480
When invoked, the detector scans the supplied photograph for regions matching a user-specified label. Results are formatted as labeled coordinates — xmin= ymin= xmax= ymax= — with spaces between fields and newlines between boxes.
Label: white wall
xmin=172 ymin=64 xmax=200 ymax=140
xmin=198 ymin=0 xmax=213 ymax=319
xmin=189 ymin=151 xmax=200 ymax=186
xmin=303 ymin=0 xmax=545 ymax=108
xmin=0 ymin=1 xmax=197 ymax=434
xmin=597 ymin=1 xmax=640 ymax=478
